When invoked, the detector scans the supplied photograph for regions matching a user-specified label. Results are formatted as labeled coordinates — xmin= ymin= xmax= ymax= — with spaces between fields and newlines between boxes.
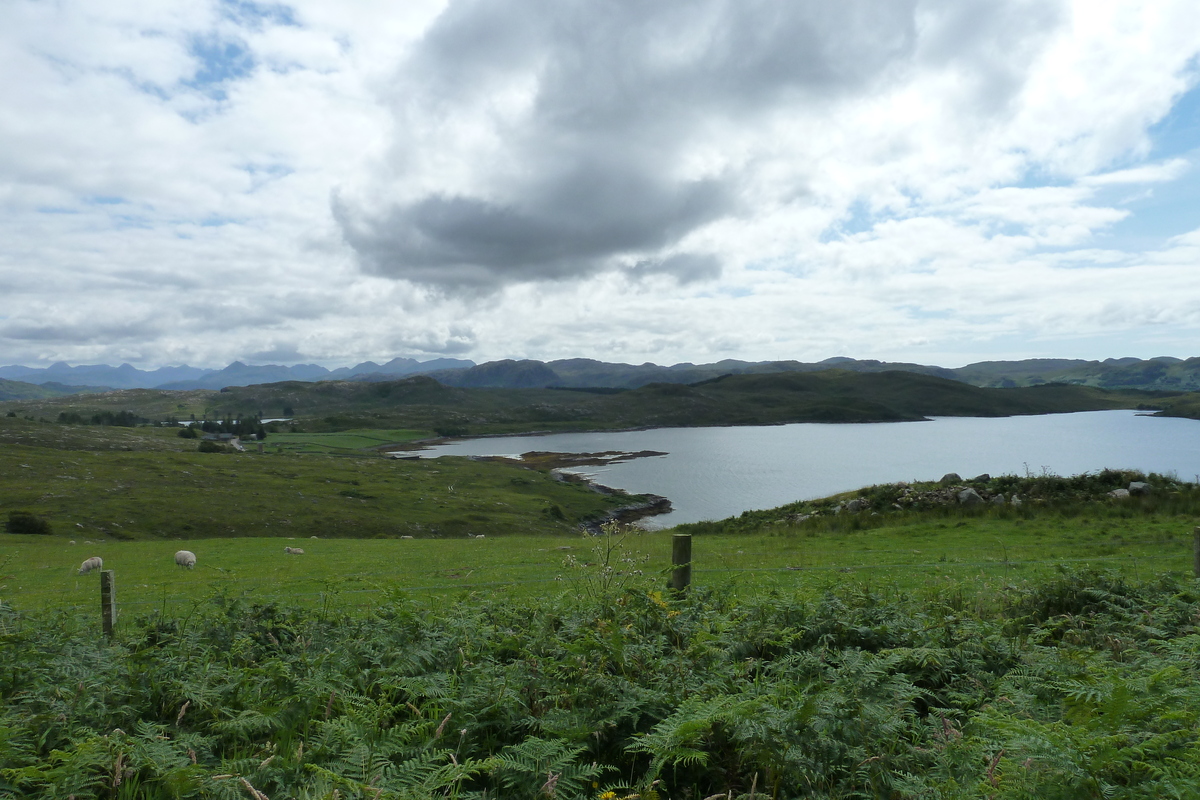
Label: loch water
xmin=416 ymin=410 xmax=1200 ymax=528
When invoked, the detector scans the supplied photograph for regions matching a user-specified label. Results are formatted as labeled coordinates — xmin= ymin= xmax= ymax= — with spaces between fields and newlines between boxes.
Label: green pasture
xmin=263 ymin=428 xmax=428 ymax=454
xmin=4 ymin=508 xmax=1195 ymax=618
xmin=0 ymin=417 xmax=637 ymax=541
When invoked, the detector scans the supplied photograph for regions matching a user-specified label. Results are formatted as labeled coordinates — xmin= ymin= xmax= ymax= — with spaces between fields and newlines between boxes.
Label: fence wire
xmin=15 ymin=540 xmax=1194 ymax=622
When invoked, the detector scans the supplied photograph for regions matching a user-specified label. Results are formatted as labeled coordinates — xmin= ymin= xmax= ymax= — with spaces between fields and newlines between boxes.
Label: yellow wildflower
xmin=647 ymin=590 xmax=668 ymax=609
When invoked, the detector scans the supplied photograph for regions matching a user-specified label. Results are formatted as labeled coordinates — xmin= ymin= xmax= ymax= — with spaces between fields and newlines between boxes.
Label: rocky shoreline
xmin=464 ymin=449 xmax=675 ymax=531
xmin=581 ymin=494 xmax=673 ymax=533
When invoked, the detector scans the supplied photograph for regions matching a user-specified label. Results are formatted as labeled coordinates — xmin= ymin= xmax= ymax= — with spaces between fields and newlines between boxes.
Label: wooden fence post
xmin=1193 ymin=527 xmax=1200 ymax=580
xmin=669 ymin=534 xmax=692 ymax=593
xmin=100 ymin=570 xmax=116 ymax=638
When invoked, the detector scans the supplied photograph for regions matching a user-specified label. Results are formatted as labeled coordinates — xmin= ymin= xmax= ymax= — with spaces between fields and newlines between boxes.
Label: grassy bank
xmin=5 ymin=499 xmax=1196 ymax=616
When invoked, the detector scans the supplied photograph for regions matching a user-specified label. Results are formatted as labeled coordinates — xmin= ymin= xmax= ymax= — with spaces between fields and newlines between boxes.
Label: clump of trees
xmin=56 ymin=410 xmax=142 ymax=426
xmin=196 ymin=414 xmax=266 ymax=440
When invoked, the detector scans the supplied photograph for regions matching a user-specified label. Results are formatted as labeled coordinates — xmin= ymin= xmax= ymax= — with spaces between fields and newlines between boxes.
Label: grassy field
xmin=5 ymin=506 xmax=1194 ymax=619
xmin=0 ymin=416 xmax=650 ymax=544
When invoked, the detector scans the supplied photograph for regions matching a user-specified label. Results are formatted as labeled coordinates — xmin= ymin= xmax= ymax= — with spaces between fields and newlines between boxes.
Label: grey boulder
xmin=958 ymin=488 xmax=984 ymax=506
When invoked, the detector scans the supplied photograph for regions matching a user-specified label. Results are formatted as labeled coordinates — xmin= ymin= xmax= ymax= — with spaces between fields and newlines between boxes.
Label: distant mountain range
xmin=419 ymin=355 xmax=1200 ymax=393
xmin=1 ymin=354 xmax=1198 ymax=397
xmin=0 ymin=357 xmax=476 ymax=391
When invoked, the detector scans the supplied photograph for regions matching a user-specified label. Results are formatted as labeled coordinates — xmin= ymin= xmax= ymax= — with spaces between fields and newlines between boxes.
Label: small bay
xmin=417 ymin=410 xmax=1200 ymax=527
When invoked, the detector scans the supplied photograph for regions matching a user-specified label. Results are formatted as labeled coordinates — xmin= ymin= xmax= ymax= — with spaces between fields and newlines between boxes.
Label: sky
xmin=1 ymin=0 xmax=1199 ymax=371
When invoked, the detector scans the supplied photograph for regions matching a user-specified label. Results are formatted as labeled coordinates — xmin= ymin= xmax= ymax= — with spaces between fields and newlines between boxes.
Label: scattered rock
xmin=1011 ymin=495 xmax=1023 ymax=507
xmin=1128 ymin=481 xmax=1152 ymax=496
xmin=844 ymin=498 xmax=867 ymax=513
xmin=991 ymin=494 xmax=1006 ymax=505
xmin=1108 ymin=488 xmax=1130 ymax=499
xmin=971 ymin=473 xmax=991 ymax=482
xmin=957 ymin=488 xmax=984 ymax=506
xmin=940 ymin=473 xmax=962 ymax=485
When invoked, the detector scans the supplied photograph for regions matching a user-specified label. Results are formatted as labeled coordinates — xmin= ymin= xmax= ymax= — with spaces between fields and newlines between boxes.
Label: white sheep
xmin=174 ymin=550 xmax=197 ymax=569
xmin=78 ymin=556 xmax=103 ymax=575
xmin=284 ymin=546 xmax=304 ymax=554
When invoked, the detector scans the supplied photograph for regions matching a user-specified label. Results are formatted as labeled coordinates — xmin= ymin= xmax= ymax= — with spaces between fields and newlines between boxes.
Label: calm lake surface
xmin=417 ymin=410 xmax=1200 ymax=528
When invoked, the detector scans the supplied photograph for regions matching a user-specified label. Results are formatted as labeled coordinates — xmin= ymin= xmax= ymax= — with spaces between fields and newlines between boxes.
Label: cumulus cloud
xmin=333 ymin=0 xmax=924 ymax=290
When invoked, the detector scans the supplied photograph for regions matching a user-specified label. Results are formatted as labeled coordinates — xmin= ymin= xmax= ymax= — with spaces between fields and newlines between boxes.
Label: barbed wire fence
xmin=8 ymin=531 xmax=1195 ymax=633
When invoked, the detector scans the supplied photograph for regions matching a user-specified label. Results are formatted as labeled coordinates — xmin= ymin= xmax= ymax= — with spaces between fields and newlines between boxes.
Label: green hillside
xmin=0 ymin=378 xmax=106 ymax=401
xmin=0 ymin=369 xmax=1180 ymax=436
xmin=0 ymin=415 xmax=651 ymax=541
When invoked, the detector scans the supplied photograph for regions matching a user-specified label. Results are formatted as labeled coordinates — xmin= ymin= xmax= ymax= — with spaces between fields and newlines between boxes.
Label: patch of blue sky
xmin=112 ymin=214 xmax=153 ymax=230
xmin=36 ymin=206 xmax=80 ymax=215
xmin=818 ymin=199 xmax=878 ymax=243
xmin=1148 ymin=74 xmax=1200 ymax=161
xmin=85 ymin=196 xmax=127 ymax=206
xmin=1062 ymin=79 xmax=1200 ymax=251
xmin=242 ymin=162 xmax=294 ymax=191
xmin=219 ymin=0 xmax=299 ymax=30
xmin=1094 ymin=167 xmax=1200 ymax=252
xmin=185 ymin=33 xmax=255 ymax=100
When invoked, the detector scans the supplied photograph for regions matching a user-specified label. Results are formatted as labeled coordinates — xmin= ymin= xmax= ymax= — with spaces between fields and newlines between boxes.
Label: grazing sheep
xmin=284 ymin=546 xmax=304 ymax=555
xmin=174 ymin=550 xmax=197 ymax=569
xmin=78 ymin=556 xmax=103 ymax=575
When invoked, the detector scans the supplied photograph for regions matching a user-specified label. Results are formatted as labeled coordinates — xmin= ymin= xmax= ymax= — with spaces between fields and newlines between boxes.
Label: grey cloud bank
xmin=334 ymin=0 xmax=922 ymax=290
xmin=0 ymin=0 xmax=1198 ymax=370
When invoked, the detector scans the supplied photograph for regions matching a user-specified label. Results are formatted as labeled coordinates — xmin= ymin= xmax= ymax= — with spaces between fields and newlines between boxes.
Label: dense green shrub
xmin=196 ymin=440 xmax=227 ymax=453
xmin=0 ymin=571 xmax=1197 ymax=798
xmin=4 ymin=510 xmax=51 ymax=535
